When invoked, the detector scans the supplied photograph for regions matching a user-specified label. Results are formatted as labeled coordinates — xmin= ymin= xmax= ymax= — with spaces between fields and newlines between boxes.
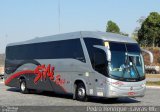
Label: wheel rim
xmin=78 ymin=87 xmax=85 ymax=98
xmin=21 ymin=82 xmax=25 ymax=91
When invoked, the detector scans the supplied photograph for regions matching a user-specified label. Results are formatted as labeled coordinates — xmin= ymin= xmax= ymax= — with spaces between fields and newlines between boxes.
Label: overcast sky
xmin=0 ymin=0 xmax=160 ymax=53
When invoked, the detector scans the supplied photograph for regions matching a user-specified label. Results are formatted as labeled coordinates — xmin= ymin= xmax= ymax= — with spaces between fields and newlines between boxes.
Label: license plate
xmin=128 ymin=92 xmax=135 ymax=96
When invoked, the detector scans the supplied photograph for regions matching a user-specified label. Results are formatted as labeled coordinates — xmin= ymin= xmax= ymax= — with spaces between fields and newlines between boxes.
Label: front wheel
xmin=75 ymin=83 xmax=87 ymax=101
xmin=20 ymin=79 xmax=29 ymax=94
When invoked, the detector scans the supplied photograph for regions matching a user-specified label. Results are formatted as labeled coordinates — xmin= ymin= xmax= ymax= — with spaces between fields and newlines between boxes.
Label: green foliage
xmin=138 ymin=12 xmax=160 ymax=47
xmin=106 ymin=20 xmax=129 ymax=37
xmin=106 ymin=20 xmax=120 ymax=34
xmin=146 ymin=81 xmax=160 ymax=86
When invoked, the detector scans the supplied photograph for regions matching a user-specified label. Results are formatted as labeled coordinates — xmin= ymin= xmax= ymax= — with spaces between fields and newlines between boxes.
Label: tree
xmin=138 ymin=12 xmax=160 ymax=47
xmin=132 ymin=16 xmax=146 ymax=40
xmin=106 ymin=21 xmax=120 ymax=34
xmin=106 ymin=20 xmax=129 ymax=36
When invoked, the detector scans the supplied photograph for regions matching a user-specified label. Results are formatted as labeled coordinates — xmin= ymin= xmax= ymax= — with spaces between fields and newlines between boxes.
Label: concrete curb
xmin=146 ymin=86 xmax=160 ymax=89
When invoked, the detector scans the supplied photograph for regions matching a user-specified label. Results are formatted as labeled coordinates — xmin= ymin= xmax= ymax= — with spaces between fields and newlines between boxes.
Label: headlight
xmin=141 ymin=83 xmax=146 ymax=88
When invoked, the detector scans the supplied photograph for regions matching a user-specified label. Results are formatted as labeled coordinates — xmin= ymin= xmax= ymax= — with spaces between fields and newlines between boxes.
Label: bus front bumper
xmin=106 ymin=85 xmax=146 ymax=98
xmin=106 ymin=87 xmax=146 ymax=98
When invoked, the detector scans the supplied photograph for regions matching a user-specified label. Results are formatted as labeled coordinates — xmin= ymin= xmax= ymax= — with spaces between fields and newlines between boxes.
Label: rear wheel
xmin=75 ymin=83 xmax=87 ymax=101
xmin=20 ymin=79 xmax=29 ymax=94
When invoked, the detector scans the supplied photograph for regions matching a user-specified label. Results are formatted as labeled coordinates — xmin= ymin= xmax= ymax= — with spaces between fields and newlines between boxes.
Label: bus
xmin=4 ymin=31 xmax=146 ymax=101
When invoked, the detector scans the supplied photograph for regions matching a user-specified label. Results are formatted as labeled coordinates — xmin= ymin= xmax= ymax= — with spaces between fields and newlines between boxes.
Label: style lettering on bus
xmin=34 ymin=64 xmax=65 ymax=86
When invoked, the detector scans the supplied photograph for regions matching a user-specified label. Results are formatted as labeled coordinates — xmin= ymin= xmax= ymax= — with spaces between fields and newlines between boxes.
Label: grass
xmin=146 ymin=74 xmax=160 ymax=78
xmin=146 ymin=81 xmax=160 ymax=86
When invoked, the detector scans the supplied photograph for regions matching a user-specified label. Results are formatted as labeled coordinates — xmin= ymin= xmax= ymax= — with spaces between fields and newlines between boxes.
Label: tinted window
xmin=93 ymin=48 xmax=108 ymax=76
xmin=126 ymin=44 xmax=140 ymax=53
xmin=6 ymin=39 xmax=85 ymax=62
xmin=110 ymin=42 xmax=126 ymax=51
xmin=109 ymin=42 xmax=144 ymax=82
xmin=84 ymin=38 xmax=108 ymax=76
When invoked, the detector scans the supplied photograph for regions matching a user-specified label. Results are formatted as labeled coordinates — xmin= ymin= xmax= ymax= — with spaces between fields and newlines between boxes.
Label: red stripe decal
xmin=5 ymin=68 xmax=67 ymax=93
xmin=5 ymin=70 xmax=34 ymax=85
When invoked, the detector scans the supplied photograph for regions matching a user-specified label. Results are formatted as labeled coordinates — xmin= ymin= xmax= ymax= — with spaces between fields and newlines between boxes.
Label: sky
xmin=0 ymin=0 xmax=160 ymax=53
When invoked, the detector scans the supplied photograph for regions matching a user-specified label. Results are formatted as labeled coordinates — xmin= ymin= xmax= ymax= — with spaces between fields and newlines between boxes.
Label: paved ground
xmin=0 ymin=80 xmax=160 ymax=107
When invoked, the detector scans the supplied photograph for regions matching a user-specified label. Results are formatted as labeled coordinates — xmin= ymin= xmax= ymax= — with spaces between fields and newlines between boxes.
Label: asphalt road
xmin=0 ymin=81 xmax=160 ymax=107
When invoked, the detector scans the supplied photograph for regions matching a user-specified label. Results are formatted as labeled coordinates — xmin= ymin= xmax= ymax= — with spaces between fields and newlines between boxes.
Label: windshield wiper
xmin=121 ymin=55 xmax=141 ymax=80
xmin=121 ymin=54 xmax=130 ymax=79
xmin=129 ymin=56 xmax=141 ymax=79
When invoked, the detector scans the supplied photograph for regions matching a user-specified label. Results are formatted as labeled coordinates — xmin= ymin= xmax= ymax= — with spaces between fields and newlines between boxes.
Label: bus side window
xmin=93 ymin=48 xmax=108 ymax=76
xmin=84 ymin=37 xmax=108 ymax=76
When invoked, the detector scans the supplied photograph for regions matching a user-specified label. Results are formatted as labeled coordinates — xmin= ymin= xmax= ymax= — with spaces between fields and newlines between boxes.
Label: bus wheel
xmin=20 ymin=79 xmax=29 ymax=94
xmin=75 ymin=83 xmax=87 ymax=101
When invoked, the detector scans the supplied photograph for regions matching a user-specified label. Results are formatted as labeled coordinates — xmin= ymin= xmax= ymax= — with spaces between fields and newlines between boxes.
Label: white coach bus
xmin=4 ymin=31 xmax=146 ymax=101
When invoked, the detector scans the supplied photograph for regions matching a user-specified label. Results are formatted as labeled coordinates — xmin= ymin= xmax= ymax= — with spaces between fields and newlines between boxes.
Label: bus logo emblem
xmin=130 ymin=86 xmax=133 ymax=90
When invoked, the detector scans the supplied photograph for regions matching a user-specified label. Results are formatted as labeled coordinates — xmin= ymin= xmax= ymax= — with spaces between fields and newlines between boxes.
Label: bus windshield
xmin=108 ymin=42 xmax=145 ymax=81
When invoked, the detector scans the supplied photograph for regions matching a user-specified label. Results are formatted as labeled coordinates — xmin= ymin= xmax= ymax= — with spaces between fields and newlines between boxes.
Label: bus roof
xmin=7 ymin=31 xmax=137 ymax=46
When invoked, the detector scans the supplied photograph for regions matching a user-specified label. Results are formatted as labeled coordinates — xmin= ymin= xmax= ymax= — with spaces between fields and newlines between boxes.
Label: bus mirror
xmin=141 ymin=48 xmax=153 ymax=64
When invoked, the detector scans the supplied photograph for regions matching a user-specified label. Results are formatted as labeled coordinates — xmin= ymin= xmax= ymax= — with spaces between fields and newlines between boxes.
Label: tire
xmin=75 ymin=83 xmax=87 ymax=101
xmin=20 ymin=79 xmax=29 ymax=94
